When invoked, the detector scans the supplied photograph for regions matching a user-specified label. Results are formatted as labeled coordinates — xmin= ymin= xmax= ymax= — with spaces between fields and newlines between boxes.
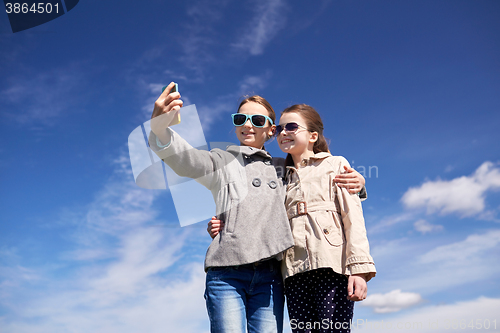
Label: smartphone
xmin=162 ymin=83 xmax=178 ymax=94
xmin=169 ymin=83 xmax=178 ymax=94
xmin=162 ymin=83 xmax=181 ymax=126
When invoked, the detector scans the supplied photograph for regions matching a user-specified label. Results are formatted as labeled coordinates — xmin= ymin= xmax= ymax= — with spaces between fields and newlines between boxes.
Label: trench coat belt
xmin=286 ymin=201 xmax=338 ymax=219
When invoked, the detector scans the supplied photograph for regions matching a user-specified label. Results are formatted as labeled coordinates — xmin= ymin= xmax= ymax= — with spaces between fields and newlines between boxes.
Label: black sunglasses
xmin=274 ymin=122 xmax=309 ymax=136
xmin=231 ymin=113 xmax=273 ymax=127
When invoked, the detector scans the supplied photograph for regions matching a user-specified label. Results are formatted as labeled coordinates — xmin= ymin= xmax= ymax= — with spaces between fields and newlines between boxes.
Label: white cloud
xmin=0 ymin=260 xmax=209 ymax=333
xmin=87 ymin=228 xmax=185 ymax=304
xmin=418 ymin=229 xmax=500 ymax=265
xmin=233 ymin=0 xmax=288 ymax=55
xmin=361 ymin=289 xmax=423 ymax=313
xmin=0 ymin=149 xmax=212 ymax=333
xmin=401 ymin=161 xmax=500 ymax=217
xmin=128 ymin=0 xmax=286 ymax=82
xmin=369 ymin=237 xmax=413 ymax=260
xmin=413 ymin=219 xmax=443 ymax=234
xmin=352 ymin=297 xmax=500 ymax=332
xmin=368 ymin=212 xmax=416 ymax=234
xmin=370 ymin=230 xmax=500 ymax=295
xmin=83 ymin=181 xmax=158 ymax=235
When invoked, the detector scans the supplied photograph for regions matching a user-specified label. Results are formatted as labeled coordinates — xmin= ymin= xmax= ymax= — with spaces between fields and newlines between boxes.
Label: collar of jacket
xmin=226 ymin=145 xmax=272 ymax=160
xmin=309 ymin=152 xmax=332 ymax=160
xmin=286 ymin=152 xmax=332 ymax=170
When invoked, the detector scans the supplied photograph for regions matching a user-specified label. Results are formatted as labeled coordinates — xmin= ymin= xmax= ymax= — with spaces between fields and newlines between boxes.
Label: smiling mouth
xmin=281 ymin=139 xmax=293 ymax=144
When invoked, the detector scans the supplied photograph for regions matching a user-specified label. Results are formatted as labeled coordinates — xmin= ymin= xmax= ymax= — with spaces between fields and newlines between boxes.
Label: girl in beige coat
xmin=276 ymin=104 xmax=376 ymax=333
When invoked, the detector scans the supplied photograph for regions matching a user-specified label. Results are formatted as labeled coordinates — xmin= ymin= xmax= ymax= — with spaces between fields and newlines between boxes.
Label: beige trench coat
xmin=282 ymin=152 xmax=376 ymax=282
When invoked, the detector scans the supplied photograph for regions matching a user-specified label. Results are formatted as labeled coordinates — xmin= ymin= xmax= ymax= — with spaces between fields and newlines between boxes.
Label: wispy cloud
xmin=232 ymin=0 xmax=288 ymax=55
xmin=87 ymin=228 xmax=185 ymax=303
xmin=418 ymin=229 xmax=500 ymax=265
xmin=177 ymin=0 xmax=230 ymax=78
xmin=0 ymin=66 xmax=86 ymax=127
xmin=164 ymin=70 xmax=189 ymax=83
xmin=401 ymin=161 xmax=500 ymax=218
xmin=0 ymin=149 xmax=211 ymax=332
xmin=361 ymin=289 xmax=423 ymax=313
xmin=0 ymin=260 xmax=209 ymax=333
xmin=371 ymin=230 xmax=500 ymax=295
xmin=368 ymin=212 xmax=416 ymax=234
xmin=353 ymin=297 xmax=500 ymax=332
xmin=128 ymin=0 xmax=286 ymax=90
xmin=175 ymin=0 xmax=287 ymax=79
xmin=237 ymin=72 xmax=272 ymax=95
xmin=197 ymin=72 xmax=272 ymax=132
xmin=413 ymin=219 xmax=443 ymax=234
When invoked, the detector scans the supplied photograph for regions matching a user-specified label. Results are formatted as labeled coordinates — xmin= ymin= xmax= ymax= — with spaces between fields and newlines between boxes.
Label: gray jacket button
xmin=252 ymin=178 xmax=261 ymax=187
xmin=268 ymin=181 xmax=277 ymax=189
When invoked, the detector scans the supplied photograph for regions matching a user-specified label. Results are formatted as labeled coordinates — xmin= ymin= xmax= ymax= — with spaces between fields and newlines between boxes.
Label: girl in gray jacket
xmin=150 ymin=83 xmax=293 ymax=333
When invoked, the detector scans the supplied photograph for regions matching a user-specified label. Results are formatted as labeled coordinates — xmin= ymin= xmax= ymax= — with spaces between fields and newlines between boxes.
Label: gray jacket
xmin=149 ymin=129 xmax=295 ymax=271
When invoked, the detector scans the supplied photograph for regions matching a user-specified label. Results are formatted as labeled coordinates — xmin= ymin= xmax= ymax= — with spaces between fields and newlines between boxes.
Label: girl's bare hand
xmin=150 ymin=82 xmax=183 ymax=142
xmin=334 ymin=166 xmax=366 ymax=194
xmin=347 ymin=274 xmax=368 ymax=301
xmin=207 ymin=216 xmax=225 ymax=239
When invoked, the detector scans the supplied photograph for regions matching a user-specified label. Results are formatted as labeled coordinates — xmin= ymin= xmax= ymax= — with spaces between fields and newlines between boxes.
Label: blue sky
xmin=1 ymin=0 xmax=500 ymax=332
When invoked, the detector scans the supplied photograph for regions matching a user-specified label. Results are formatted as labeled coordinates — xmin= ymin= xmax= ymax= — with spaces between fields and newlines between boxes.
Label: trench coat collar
xmin=308 ymin=152 xmax=332 ymax=160
xmin=286 ymin=152 xmax=332 ymax=170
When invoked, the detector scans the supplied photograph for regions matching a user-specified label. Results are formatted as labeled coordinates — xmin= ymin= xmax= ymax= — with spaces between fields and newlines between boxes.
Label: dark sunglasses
xmin=274 ymin=122 xmax=309 ymax=136
xmin=231 ymin=113 xmax=273 ymax=127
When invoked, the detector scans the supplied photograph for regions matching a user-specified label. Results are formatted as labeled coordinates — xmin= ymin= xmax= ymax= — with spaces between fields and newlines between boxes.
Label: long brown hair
xmin=280 ymin=104 xmax=329 ymax=166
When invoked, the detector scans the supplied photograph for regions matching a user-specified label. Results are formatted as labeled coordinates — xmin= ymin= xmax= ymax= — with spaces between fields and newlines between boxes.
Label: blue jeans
xmin=204 ymin=259 xmax=284 ymax=333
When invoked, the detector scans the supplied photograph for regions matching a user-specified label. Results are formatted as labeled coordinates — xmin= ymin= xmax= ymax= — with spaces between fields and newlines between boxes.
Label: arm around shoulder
xmin=332 ymin=157 xmax=376 ymax=281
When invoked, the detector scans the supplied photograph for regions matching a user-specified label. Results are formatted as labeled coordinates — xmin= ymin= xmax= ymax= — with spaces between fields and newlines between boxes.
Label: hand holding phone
xmin=161 ymin=83 xmax=181 ymax=126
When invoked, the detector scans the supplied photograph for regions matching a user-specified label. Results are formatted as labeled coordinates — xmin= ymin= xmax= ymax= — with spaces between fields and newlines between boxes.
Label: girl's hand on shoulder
xmin=207 ymin=216 xmax=225 ymax=239
xmin=150 ymin=82 xmax=183 ymax=137
xmin=334 ymin=166 xmax=365 ymax=194
xmin=347 ymin=274 xmax=368 ymax=301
